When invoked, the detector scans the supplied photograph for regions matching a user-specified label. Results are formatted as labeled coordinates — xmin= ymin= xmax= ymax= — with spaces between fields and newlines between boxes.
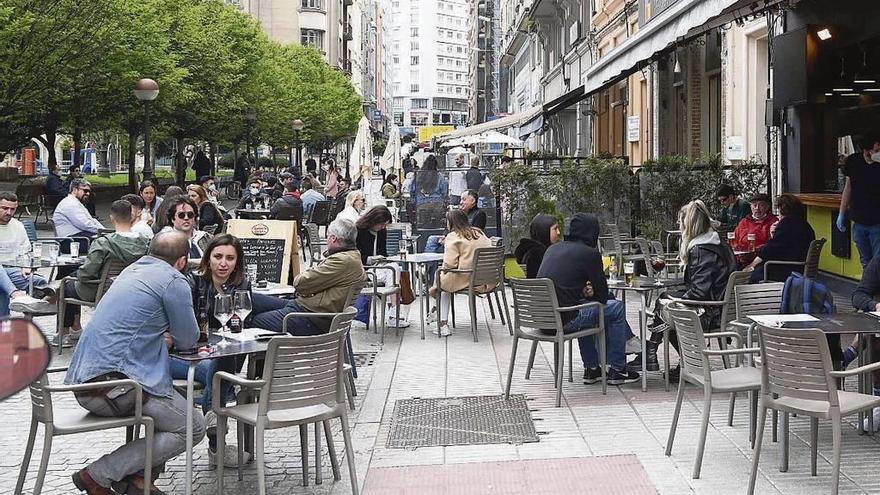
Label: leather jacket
xmin=188 ymin=273 xmax=251 ymax=329
xmin=682 ymin=242 xmax=737 ymax=328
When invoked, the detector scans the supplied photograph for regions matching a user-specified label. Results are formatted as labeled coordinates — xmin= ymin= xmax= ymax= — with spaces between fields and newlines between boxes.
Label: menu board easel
xmin=226 ymin=219 xmax=300 ymax=284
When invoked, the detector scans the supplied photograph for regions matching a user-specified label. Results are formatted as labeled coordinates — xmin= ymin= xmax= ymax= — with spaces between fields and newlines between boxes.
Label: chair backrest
xmin=305 ymin=223 xmax=323 ymax=262
xmin=719 ymin=270 xmax=752 ymax=329
xmin=310 ymin=200 xmax=332 ymax=226
xmin=664 ymin=304 xmax=711 ymax=383
xmin=633 ymin=237 xmax=654 ymax=276
xmin=510 ymin=278 xmax=563 ymax=334
xmin=470 ymin=246 xmax=505 ymax=287
xmin=275 ymin=201 xmax=304 ymax=222
xmin=22 ymin=220 xmax=38 ymax=243
xmin=343 ymin=278 xmax=366 ymax=307
xmin=756 ymin=324 xmax=838 ymax=407
xmin=28 ymin=374 xmax=55 ymax=424
xmin=803 ymin=238 xmax=826 ymax=279
xmin=385 ymin=229 xmax=404 ymax=255
xmin=735 ymin=282 xmax=785 ymax=322
xmin=258 ymin=310 xmax=356 ymax=415
xmin=95 ymin=258 xmax=130 ymax=303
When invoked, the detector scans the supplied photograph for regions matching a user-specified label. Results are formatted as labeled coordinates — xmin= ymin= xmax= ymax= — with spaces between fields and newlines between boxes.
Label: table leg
xmin=185 ymin=362 xmax=196 ymax=495
xmin=640 ymin=292 xmax=648 ymax=392
xmin=419 ymin=263 xmax=426 ymax=340
xmin=28 ymin=271 xmax=34 ymax=296
xmin=869 ymin=334 xmax=875 ymax=435
xmin=858 ymin=335 xmax=869 ymax=435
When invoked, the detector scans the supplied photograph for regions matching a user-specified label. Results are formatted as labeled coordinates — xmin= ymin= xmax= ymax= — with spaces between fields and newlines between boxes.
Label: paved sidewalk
xmin=4 ymin=288 xmax=880 ymax=494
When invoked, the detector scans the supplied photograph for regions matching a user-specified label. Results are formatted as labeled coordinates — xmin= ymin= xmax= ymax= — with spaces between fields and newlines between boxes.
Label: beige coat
xmin=439 ymin=231 xmax=493 ymax=293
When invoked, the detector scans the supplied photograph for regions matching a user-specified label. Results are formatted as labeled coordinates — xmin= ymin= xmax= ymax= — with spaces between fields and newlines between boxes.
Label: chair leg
xmin=379 ymin=297 xmax=387 ymax=345
xmin=14 ymin=419 xmax=38 ymax=495
xmin=33 ymin=425 xmax=53 ymax=495
xmin=324 ymin=419 xmax=341 ymax=481
xmin=666 ymin=377 xmax=686 ymax=456
xmin=315 ymin=421 xmax=323 ymax=485
xmin=831 ymin=413 xmax=842 ymax=495
xmin=495 ymin=291 xmax=506 ymax=326
xmin=810 ymin=417 xmax=819 ymax=476
xmin=256 ymin=424 xmax=267 ymax=495
xmin=693 ymin=388 xmax=712 ymax=479
xmin=299 ymin=424 xmax=309 ymax=486
xmin=236 ymin=423 xmax=245 ymax=481
xmin=747 ymin=405 xmax=768 ymax=495
xmin=555 ymin=341 xmax=565 ymax=407
xmin=504 ymin=336 xmax=519 ymax=399
xmin=142 ymin=420 xmax=152 ymax=495
xmin=567 ymin=340 xmax=573 ymax=383
xmin=500 ymin=288 xmax=513 ymax=336
xmin=469 ymin=293 xmax=478 ymax=342
xmin=395 ymin=301 xmax=401 ymax=338
xmin=486 ymin=291 xmax=497 ymax=320
xmin=450 ymin=294 xmax=456 ymax=328
xmin=339 ymin=413 xmax=360 ymax=495
xmin=749 ymin=390 xmax=758 ymax=449
xmin=598 ymin=329 xmax=607 ymax=395
xmin=345 ymin=374 xmax=356 ymax=410
xmin=728 ymin=393 xmax=736 ymax=427
xmin=525 ymin=341 xmax=537 ymax=379
xmin=772 ymin=409 xmax=778 ymax=443
xmin=217 ymin=416 xmax=226 ymax=493
xmin=779 ymin=412 xmax=789 ymax=472
xmin=55 ymin=299 xmax=65 ymax=355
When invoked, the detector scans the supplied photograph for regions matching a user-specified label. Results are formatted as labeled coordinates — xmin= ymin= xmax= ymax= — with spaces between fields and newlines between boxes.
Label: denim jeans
xmin=168 ymin=357 xmax=241 ymax=413
xmin=424 ymin=234 xmax=446 ymax=283
xmin=5 ymin=267 xmax=49 ymax=296
xmin=0 ymin=265 xmax=16 ymax=316
xmin=250 ymin=297 xmax=321 ymax=335
xmin=563 ymin=299 xmax=630 ymax=371
xmin=853 ymin=222 xmax=880 ymax=268
xmin=76 ymin=388 xmax=205 ymax=488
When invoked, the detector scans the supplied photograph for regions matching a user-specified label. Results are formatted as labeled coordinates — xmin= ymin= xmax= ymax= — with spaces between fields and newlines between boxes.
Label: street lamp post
xmin=245 ymin=109 xmax=256 ymax=174
xmin=133 ymin=78 xmax=159 ymax=183
xmin=291 ymin=119 xmax=304 ymax=174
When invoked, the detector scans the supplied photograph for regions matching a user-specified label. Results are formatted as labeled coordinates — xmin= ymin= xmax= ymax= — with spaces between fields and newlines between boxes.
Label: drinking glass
xmin=623 ymin=261 xmax=635 ymax=287
xmin=214 ymin=294 xmax=233 ymax=347
xmin=45 ymin=243 xmax=59 ymax=263
xmin=31 ymin=241 xmax=43 ymax=261
xmin=246 ymin=264 xmax=258 ymax=283
xmin=747 ymin=233 xmax=757 ymax=252
xmin=69 ymin=241 xmax=80 ymax=258
xmin=234 ymin=291 xmax=252 ymax=333
xmin=399 ymin=239 xmax=408 ymax=260
xmin=608 ymin=257 xmax=619 ymax=282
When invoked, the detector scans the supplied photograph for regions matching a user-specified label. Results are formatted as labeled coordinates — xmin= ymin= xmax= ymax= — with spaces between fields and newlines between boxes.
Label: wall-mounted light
xmin=832 ymin=88 xmax=853 ymax=92
xmin=817 ymin=28 xmax=832 ymax=41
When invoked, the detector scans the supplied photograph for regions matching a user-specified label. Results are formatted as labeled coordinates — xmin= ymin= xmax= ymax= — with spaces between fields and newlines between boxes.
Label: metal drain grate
xmin=386 ymin=394 xmax=539 ymax=449
xmin=353 ymin=351 xmax=378 ymax=368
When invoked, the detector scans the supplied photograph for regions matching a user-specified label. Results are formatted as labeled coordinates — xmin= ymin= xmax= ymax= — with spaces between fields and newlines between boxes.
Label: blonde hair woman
xmin=187 ymin=184 xmax=225 ymax=232
xmin=636 ymin=200 xmax=737 ymax=382
xmin=336 ymin=190 xmax=366 ymax=224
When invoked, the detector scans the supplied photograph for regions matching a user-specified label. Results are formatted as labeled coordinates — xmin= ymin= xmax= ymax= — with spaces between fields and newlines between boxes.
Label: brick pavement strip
xmin=3 ymin=290 xmax=880 ymax=494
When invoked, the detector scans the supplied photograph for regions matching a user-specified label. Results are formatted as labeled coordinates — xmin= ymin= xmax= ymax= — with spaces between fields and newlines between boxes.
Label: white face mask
xmin=208 ymin=184 xmax=216 ymax=192
xmin=250 ymin=188 xmax=260 ymax=195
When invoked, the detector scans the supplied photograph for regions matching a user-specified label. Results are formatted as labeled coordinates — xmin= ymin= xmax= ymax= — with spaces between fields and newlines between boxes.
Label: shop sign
xmin=639 ymin=0 xmax=683 ymax=25
xmin=627 ymin=115 xmax=641 ymax=142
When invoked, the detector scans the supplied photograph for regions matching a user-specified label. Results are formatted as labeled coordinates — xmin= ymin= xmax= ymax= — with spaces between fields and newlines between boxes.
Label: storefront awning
xmin=543 ymin=85 xmax=587 ymax=120
xmin=583 ymin=0 xmax=787 ymax=97
xmin=435 ymin=105 xmax=543 ymax=143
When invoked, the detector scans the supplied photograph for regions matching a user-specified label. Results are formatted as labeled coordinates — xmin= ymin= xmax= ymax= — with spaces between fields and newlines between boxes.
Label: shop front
xmin=774 ymin=0 xmax=880 ymax=280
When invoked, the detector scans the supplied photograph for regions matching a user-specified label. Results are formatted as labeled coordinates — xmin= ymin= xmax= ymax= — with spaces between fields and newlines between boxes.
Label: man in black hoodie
xmin=537 ymin=213 xmax=639 ymax=385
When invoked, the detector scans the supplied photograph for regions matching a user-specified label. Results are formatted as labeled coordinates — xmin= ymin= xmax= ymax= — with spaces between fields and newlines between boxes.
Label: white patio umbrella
xmin=380 ymin=126 xmax=402 ymax=176
xmin=349 ymin=116 xmax=373 ymax=184
xmin=466 ymin=130 xmax=523 ymax=146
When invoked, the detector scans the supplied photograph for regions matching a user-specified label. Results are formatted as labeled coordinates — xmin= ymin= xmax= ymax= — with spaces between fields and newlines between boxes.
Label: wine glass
xmin=214 ymin=293 xmax=233 ymax=347
xmin=234 ymin=291 xmax=252 ymax=332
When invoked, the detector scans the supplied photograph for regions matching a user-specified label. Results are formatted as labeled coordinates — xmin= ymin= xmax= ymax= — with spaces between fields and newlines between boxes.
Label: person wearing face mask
xmin=838 ymin=130 xmax=880 ymax=267
xmin=355 ymin=206 xmax=410 ymax=328
xmin=197 ymin=175 xmax=220 ymax=203
xmin=53 ymin=178 xmax=105 ymax=238
xmin=732 ymin=193 xmax=777 ymax=254
xmin=237 ymin=178 xmax=266 ymax=210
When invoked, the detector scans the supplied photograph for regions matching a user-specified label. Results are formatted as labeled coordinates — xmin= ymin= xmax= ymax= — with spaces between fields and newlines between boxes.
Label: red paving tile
xmin=363 ymin=455 xmax=659 ymax=494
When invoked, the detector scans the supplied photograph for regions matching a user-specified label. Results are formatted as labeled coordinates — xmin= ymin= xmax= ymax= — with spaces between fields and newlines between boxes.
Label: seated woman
xmin=355 ymin=206 xmax=409 ymax=328
xmin=381 ymin=174 xmax=401 ymax=199
xmin=636 ymin=200 xmax=737 ymax=381
xmin=428 ymin=209 xmax=492 ymax=337
xmin=187 ymin=184 xmax=226 ymax=233
xmin=744 ymin=194 xmax=815 ymax=283
xmin=336 ymin=190 xmax=366 ymax=224
xmin=514 ymin=214 xmax=560 ymax=278
xmin=169 ymin=234 xmax=254 ymax=467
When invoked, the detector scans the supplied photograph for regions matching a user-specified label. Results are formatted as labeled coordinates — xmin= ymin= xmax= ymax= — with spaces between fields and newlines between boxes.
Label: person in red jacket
xmin=733 ymin=194 xmax=777 ymax=253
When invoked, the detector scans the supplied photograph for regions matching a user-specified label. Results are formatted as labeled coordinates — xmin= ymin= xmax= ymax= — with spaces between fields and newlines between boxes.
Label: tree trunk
xmin=174 ymin=136 xmax=186 ymax=187
xmin=209 ymin=142 xmax=217 ymax=176
xmin=127 ymin=129 xmax=138 ymax=193
xmin=233 ymin=141 xmax=244 ymax=187
xmin=34 ymin=132 xmax=57 ymax=169
xmin=73 ymin=125 xmax=83 ymax=168
xmin=271 ymin=146 xmax=277 ymax=173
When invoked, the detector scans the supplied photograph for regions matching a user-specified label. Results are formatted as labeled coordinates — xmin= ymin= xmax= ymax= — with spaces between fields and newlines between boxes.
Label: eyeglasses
xmin=176 ymin=211 xmax=196 ymax=220
xmin=79 ymin=188 xmax=91 ymax=193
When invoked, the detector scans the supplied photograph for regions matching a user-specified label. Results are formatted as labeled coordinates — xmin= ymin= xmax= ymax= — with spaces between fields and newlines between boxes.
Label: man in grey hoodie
xmin=537 ymin=213 xmax=640 ymax=385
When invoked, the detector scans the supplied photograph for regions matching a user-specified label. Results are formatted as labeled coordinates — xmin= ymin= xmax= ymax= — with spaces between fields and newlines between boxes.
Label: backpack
xmin=780 ymin=272 xmax=834 ymax=315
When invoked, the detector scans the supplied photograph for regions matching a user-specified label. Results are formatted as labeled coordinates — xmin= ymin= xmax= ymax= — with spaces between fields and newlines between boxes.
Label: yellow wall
xmin=807 ymin=205 xmax=862 ymax=280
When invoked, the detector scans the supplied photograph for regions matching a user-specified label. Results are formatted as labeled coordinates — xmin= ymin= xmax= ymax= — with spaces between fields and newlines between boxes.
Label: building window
xmin=411 ymin=56 xmax=419 ymax=65
xmin=410 ymin=83 xmax=420 ymax=92
xmin=410 ymin=27 xmax=419 ymax=37
xmin=411 ymin=98 xmax=428 ymax=109
xmin=394 ymin=112 xmax=404 ymax=126
xmin=455 ymin=73 xmax=462 ymax=81
xmin=392 ymin=56 xmax=399 ymax=64
xmin=301 ymin=29 xmax=324 ymax=51
xmin=301 ymin=0 xmax=322 ymax=9
xmin=411 ymin=41 xmax=419 ymax=50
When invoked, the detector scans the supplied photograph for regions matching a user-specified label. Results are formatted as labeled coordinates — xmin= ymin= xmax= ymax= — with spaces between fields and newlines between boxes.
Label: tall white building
xmin=389 ymin=0 xmax=470 ymax=137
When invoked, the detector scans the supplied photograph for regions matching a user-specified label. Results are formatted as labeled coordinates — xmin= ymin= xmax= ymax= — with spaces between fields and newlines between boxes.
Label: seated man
xmin=459 ymin=189 xmax=487 ymax=231
xmin=744 ymin=194 xmax=815 ymax=283
xmin=59 ymin=200 xmax=149 ymax=343
xmin=44 ymin=162 xmax=67 ymax=201
xmin=715 ymin=184 xmax=750 ymax=232
xmin=300 ymin=179 xmax=326 ymax=218
xmin=733 ymin=193 xmax=777 ymax=254
xmin=0 ymin=192 xmax=54 ymax=306
xmin=270 ymin=181 xmax=304 ymax=220
xmin=62 ymin=165 xmax=97 ymax=217
xmin=251 ymin=218 xmax=365 ymax=335
xmin=537 ymin=213 xmax=640 ymax=385
xmin=53 ymin=179 xmax=104 ymax=238
xmin=237 ymin=178 xmax=267 ymax=210
xmin=160 ymin=196 xmax=211 ymax=259
xmin=64 ymin=232 xmax=204 ymax=495
xmin=121 ymin=194 xmax=154 ymax=239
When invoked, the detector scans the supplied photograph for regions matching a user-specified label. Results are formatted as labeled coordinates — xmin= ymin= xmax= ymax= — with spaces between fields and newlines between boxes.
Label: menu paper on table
xmin=225 ymin=328 xmax=282 ymax=341
xmin=747 ymin=314 xmax=820 ymax=326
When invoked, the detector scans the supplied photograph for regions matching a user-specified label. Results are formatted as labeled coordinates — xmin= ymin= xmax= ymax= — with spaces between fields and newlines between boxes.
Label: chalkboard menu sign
xmin=226 ymin=219 xmax=300 ymax=284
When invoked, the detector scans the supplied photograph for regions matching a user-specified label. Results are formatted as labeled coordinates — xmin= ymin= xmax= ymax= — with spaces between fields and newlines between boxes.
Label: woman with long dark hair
xmin=381 ymin=173 xmax=401 ymax=199
xmin=355 ymin=206 xmax=410 ymax=328
xmin=139 ymin=181 xmax=161 ymax=224
xmin=514 ymin=214 xmax=561 ymax=278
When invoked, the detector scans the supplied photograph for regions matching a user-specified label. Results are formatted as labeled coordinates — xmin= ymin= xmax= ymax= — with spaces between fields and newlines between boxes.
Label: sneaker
xmin=843 ymin=345 xmax=858 ymax=368
xmin=608 ymin=368 xmax=640 ymax=385
xmin=208 ymin=444 xmax=252 ymax=467
xmin=386 ymin=316 xmax=411 ymax=328
xmin=10 ymin=295 xmax=56 ymax=314
xmin=627 ymin=350 xmax=659 ymax=372
xmin=68 ymin=328 xmax=83 ymax=342
xmin=51 ymin=333 xmax=74 ymax=348
xmin=666 ymin=366 xmax=681 ymax=383
xmin=583 ymin=367 xmax=603 ymax=384
xmin=431 ymin=325 xmax=452 ymax=337
xmin=625 ymin=336 xmax=642 ymax=354
xmin=426 ymin=309 xmax=438 ymax=324
xmin=205 ymin=410 xmax=217 ymax=433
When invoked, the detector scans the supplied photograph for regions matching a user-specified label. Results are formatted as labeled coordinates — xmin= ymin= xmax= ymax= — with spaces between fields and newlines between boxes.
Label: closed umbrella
xmin=380 ymin=126 xmax=402 ymax=176
xmin=349 ymin=116 xmax=373 ymax=184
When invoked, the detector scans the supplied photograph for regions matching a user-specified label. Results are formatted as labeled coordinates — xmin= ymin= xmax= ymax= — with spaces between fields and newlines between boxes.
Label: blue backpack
xmin=780 ymin=272 xmax=834 ymax=315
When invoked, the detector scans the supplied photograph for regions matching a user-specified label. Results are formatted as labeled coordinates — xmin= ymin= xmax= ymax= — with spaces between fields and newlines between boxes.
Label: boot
xmin=628 ymin=332 xmax=661 ymax=372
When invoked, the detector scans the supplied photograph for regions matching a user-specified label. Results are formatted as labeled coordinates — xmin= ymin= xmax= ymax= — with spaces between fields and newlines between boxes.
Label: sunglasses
xmin=176 ymin=211 xmax=196 ymax=220
xmin=79 ymin=188 xmax=91 ymax=193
